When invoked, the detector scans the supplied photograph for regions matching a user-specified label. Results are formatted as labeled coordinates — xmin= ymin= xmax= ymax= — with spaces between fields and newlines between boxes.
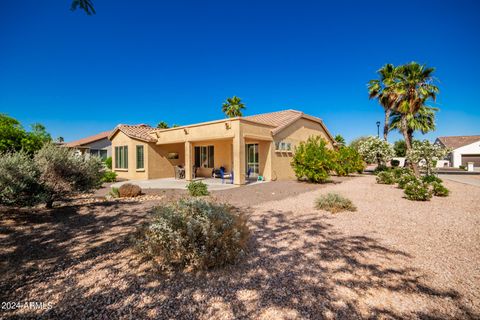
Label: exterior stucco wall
xmin=83 ymin=138 xmax=112 ymax=157
xmin=450 ymin=140 xmax=480 ymax=167
xmin=271 ymin=118 xmax=334 ymax=180
xmin=111 ymin=131 xmax=149 ymax=180
xmin=191 ymin=139 xmax=233 ymax=177
xmin=147 ymin=143 xmax=185 ymax=179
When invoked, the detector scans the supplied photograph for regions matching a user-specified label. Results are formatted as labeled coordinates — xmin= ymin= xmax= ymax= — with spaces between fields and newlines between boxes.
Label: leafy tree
xmin=334 ymin=134 xmax=346 ymax=146
xmin=349 ymin=136 xmax=369 ymax=152
xmin=291 ymin=136 xmax=336 ymax=183
xmin=56 ymin=137 xmax=65 ymax=143
xmin=222 ymin=96 xmax=246 ymax=118
xmin=157 ymin=121 xmax=169 ymax=129
xmin=0 ymin=114 xmax=26 ymax=152
xmin=357 ymin=136 xmax=395 ymax=166
xmin=70 ymin=0 xmax=95 ymax=15
xmin=22 ymin=123 xmax=52 ymax=154
xmin=393 ymin=140 xmax=407 ymax=157
xmin=368 ymin=64 xmax=399 ymax=140
xmin=334 ymin=146 xmax=365 ymax=176
xmin=406 ymin=140 xmax=449 ymax=176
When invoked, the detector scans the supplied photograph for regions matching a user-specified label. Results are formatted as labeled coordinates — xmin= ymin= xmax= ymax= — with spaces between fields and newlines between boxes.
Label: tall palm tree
xmin=222 ymin=96 xmax=246 ymax=118
xmin=368 ymin=64 xmax=399 ymax=141
xmin=157 ymin=121 xmax=169 ymax=129
xmin=389 ymin=105 xmax=437 ymax=143
xmin=70 ymin=0 xmax=95 ymax=15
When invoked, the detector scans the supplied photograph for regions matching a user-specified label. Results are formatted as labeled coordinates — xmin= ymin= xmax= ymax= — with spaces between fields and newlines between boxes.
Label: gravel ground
xmin=0 ymin=176 xmax=479 ymax=319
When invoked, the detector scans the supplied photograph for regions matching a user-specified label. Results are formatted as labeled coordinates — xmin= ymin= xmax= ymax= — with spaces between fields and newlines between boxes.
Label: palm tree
xmin=157 ymin=121 xmax=169 ymax=129
xmin=368 ymin=64 xmax=399 ymax=141
xmin=334 ymin=134 xmax=346 ymax=146
xmin=222 ymin=96 xmax=246 ymax=118
xmin=389 ymin=105 xmax=437 ymax=144
xmin=71 ymin=0 xmax=95 ymax=15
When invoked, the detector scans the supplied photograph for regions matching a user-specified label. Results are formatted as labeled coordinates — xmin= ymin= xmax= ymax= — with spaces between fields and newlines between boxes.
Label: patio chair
xmin=220 ymin=167 xmax=232 ymax=184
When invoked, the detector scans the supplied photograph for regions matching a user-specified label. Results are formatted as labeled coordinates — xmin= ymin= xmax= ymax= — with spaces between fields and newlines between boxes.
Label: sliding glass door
xmin=246 ymin=143 xmax=259 ymax=176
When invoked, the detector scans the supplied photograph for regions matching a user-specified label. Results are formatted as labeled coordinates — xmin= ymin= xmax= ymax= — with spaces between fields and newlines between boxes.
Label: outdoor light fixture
xmin=376 ymin=121 xmax=381 ymax=138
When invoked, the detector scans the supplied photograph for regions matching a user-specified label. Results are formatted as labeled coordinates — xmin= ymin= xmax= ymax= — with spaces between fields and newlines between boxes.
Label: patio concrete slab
xmin=111 ymin=177 xmax=240 ymax=191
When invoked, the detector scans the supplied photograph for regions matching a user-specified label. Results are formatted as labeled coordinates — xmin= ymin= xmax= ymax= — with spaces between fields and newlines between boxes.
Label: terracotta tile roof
xmin=436 ymin=135 xmax=480 ymax=149
xmin=109 ymin=124 xmax=156 ymax=142
xmin=65 ymin=131 xmax=111 ymax=147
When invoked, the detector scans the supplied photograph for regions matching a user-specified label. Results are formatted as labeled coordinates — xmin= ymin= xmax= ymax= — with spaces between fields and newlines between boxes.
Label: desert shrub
xmin=105 ymin=156 xmax=112 ymax=169
xmin=431 ymin=181 xmax=449 ymax=197
xmin=315 ymin=193 xmax=356 ymax=213
xmin=397 ymin=172 xmax=417 ymax=189
xmin=404 ymin=180 xmax=433 ymax=201
xmin=422 ymin=175 xmax=442 ymax=184
xmin=392 ymin=167 xmax=412 ymax=180
xmin=0 ymin=151 xmax=43 ymax=206
xmin=376 ymin=171 xmax=396 ymax=184
xmin=334 ymin=146 xmax=365 ymax=176
xmin=459 ymin=165 xmax=466 ymax=171
xmin=407 ymin=140 xmax=449 ymax=176
xmin=118 ymin=183 xmax=142 ymax=197
xmin=357 ymin=136 xmax=395 ymax=166
xmin=110 ymin=187 xmax=120 ymax=198
xmin=187 ymin=180 xmax=209 ymax=196
xmin=134 ymin=198 xmax=250 ymax=270
xmin=374 ymin=164 xmax=389 ymax=174
xmin=35 ymin=143 xmax=104 ymax=207
xmin=101 ymin=170 xmax=117 ymax=183
xmin=291 ymin=136 xmax=336 ymax=183
xmin=391 ymin=159 xmax=400 ymax=167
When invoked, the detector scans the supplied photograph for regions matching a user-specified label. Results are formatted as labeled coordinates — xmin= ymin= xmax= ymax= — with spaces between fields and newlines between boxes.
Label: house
xmin=65 ymin=131 xmax=112 ymax=160
xmin=109 ymin=110 xmax=335 ymax=184
xmin=435 ymin=135 xmax=480 ymax=168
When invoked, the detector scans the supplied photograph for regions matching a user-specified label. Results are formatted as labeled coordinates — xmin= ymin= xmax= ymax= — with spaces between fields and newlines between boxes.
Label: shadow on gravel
xmin=0 ymin=201 xmax=478 ymax=319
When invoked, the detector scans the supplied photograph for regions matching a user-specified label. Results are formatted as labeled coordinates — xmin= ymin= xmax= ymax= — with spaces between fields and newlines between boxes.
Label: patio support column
xmin=233 ymin=134 xmax=246 ymax=185
xmin=185 ymin=141 xmax=192 ymax=181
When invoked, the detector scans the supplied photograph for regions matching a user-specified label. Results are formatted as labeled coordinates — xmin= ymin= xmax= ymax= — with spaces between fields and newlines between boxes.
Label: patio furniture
xmin=192 ymin=166 xmax=198 ymax=179
xmin=174 ymin=165 xmax=185 ymax=179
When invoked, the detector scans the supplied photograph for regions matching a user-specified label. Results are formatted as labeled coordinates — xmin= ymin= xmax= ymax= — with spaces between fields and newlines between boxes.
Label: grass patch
xmin=315 ymin=192 xmax=356 ymax=213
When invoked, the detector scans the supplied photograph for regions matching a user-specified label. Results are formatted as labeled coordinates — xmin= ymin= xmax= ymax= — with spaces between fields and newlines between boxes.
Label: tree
xmin=56 ymin=137 xmax=65 ymax=143
xmin=22 ymin=123 xmax=52 ymax=154
xmin=357 ymin=136 xmax=395 ymax=166
xmin=349 ymin=136 xmax=369 ymax=152
xmin=389 ymin=106 xmax=437 ymax=145
xmin=393 ymin=140 xmax=407 ymax=157
xmin=70 ymin=0 xmax=95 ymax=15
xmin=291 ymin=136 xmax=336 ymax=183
xmin=407 ymin=140 xmax=449 ymax=176
xmin=157 ymin=121 xmax=169 ymax=129
xmin=368 ymin=64 xmax=399 ymax=140
xmin=0 ymin=114 xmax=26 ymax=153
xmin=334 ymin=146 xmax=365 ymax=176
xmin=334 ymin=134 xmax=346 ymax=147
xmin=222 ymin=96 xmax=246 ymax=118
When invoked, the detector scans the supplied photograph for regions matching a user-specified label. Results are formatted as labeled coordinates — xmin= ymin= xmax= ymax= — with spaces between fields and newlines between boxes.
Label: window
xmin=194 ymin=146 xmax=214 ymax=168
xmin=136 ymin=145 xmax=144 ymax=170
xmin=115 ymin=146 xmax=128 ymax=169
xmin=91 ymin=149 xmax=108 ymax=160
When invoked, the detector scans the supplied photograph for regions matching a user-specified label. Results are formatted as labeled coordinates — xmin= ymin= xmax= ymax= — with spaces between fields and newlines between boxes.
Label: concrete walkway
xmin=439 ymin=174 xmax=480 ymax=187
xmin=111 ymin=177 xmax=241 ymax=191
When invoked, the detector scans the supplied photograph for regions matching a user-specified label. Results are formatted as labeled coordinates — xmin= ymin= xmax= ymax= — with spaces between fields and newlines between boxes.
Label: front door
xmin=246 ymin=143 xmax=259 ymax=176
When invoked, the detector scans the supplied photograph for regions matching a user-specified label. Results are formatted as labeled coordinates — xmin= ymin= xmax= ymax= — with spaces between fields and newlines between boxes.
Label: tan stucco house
xmin=65 ymin=130 xmax=112 ymax=160
xmin=109 ymin=110 xmax=334 ymax=185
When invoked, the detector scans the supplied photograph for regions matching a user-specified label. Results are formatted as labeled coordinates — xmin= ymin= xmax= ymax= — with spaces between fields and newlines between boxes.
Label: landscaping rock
xmin=118 ymin=183 xmax=142 ymax=198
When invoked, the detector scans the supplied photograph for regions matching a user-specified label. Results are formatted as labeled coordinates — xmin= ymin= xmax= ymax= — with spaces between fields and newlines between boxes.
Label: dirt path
xmin=0 ymin=176 xmax=478 ymax=319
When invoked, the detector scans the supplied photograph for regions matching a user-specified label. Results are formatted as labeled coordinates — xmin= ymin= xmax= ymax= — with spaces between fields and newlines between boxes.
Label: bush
xmin=374 ymin=164 xmax=389 ymax=174
xmin=0 ymin=151 xmax=43 ymax=206
xmin=187 ymin=180 xmax=209 ymax=196
xmin=118 ymin=183 xmax=142 ymax=197
xmin=357 ymin=136 xmax=395 ymax=166
xmin=291 ymin=136 xmax=336 ymax=183
xmin=35 ymin=143 xmax=104 ymax=207
xmin=110 ymin=187 xmax=120 ymax=198
xmin=422 ymin=175 xmax=442 ymax=184
xmin=459 ymin=165 xmax=466 ymax=171
xmin=392 ymin=167 xmax=412 ymax=180
xmin=101 ymin=170 xmax=117 ymax=183
xmin=334 ymin=146 xmax=365 ymax=176
xmin=391 ymin=159 xmax=400 ymax=167
xmin=397 ymin=172 xmax=417 ymax=189
xmin=105 ymin=156 xmax=112 ymax=169
xmin=431 ymin=181 xmax=449 ymax=197
xmin=134 ymin=198 xmax=250 ymax=270
xmin=315 ymin=193 xmax=356 ymax=213
xmin=404 ymin=180 xmax=433 ymax=201
xmin=376 ymin=171 xmax=396 ymax=184
xmin=407 ymin=140 xmax=449 ymax=176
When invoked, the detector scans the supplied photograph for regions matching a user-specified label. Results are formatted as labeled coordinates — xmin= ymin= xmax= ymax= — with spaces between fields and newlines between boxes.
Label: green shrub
xmin=291 ymin=136 xmax=336 ymax=183
xmin=374 ymin=164 xmax=389 ymax=174
xmin=459 ymin=165 xmax=466 ymax=171
xmin=0 ymin=151 xmax=43 ymax=206
xmin=104 ymin=156 xmax=112 ymax=169
xmin=101 ymin=170 xmax=117 ymax=183
xmin=109 ymin=187 xmax=120 ymax=198
xmin=376 ymin=171 xmax=396 ymax=184
xmin=391 ymin=159 xmax=400 ymax=167
xmin=315 ymin=193 xmax=356 ymax=213
xmin=187 ymin=180 xmax=209 ymax=196
xmin=392 ymin=167 xmax=412 ymax=180
xmin=397 ymin=172 xmax=417 ymax=189
xmin=431 ymin=181 xmax=449 ymax=197
xmin=422 ymin=175 xmax=442 ymax=184
xmin=404 ymin=180 xmax=433 ymax=201
xmin=134 ymin=198 xmax=250 ymax=270
xmin=334 ymin=146 xmax=365 ymax=176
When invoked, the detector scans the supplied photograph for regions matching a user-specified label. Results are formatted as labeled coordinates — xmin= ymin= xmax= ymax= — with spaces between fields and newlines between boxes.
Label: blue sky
xmin=1 ymin=0 xmax=479 ymax=143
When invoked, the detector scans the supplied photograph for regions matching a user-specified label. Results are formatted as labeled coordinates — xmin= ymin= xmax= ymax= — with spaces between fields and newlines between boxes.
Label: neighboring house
xmin=109 ymin=110 xmax=335 ymax=184
xmin=435 ymin=135 xmax=480 ymax=168
xmin=65 ymin=131 xmax=112 ymax=160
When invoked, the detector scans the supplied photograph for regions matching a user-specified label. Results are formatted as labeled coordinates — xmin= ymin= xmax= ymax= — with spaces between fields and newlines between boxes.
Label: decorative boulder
xmin=118 ymin=183 xmax=142 ymax=198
